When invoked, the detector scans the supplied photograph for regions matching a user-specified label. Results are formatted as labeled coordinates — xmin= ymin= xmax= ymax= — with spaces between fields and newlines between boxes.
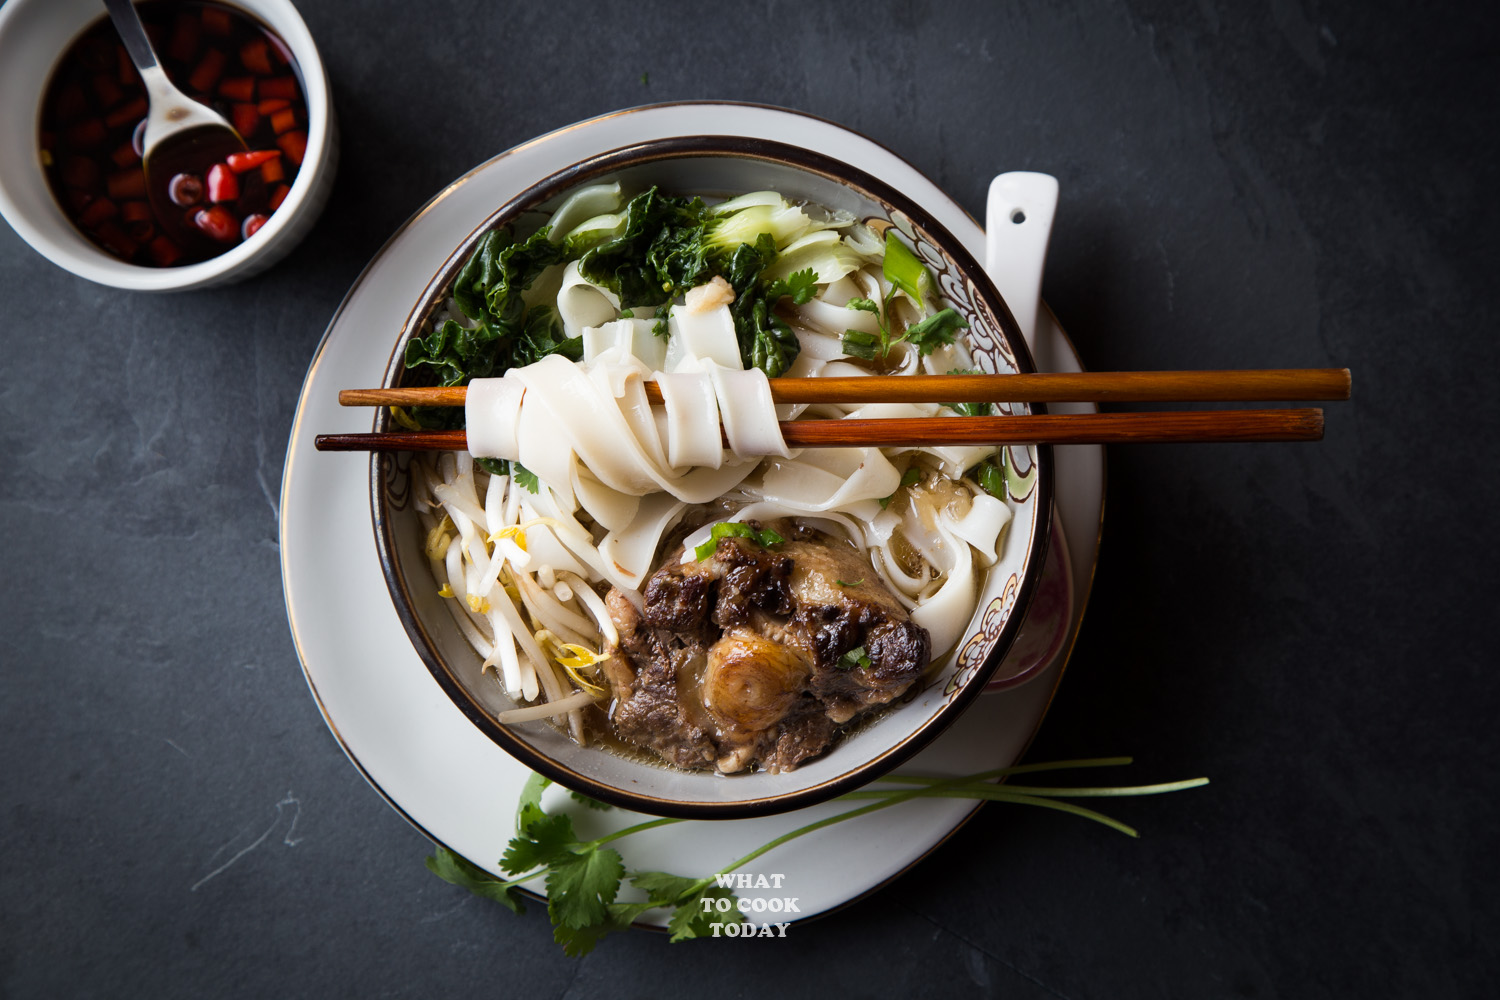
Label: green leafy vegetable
xmin=578 ymin=187 xmax=712 ymax=308
xmin=836 ymin=646 xmax=872 ymax=671
xmin=723 ymin=237 xmax=806 ymax=378
xmin=944 ymin=367 xmax=993 ymax=417
xmin=426 ymin=758 xmax=1208 ymax=955
xmin=401 ymin=226 xmax=573 ymax=430
xmin=694 ymin=521 xmax=786 ymax=561
xmin=835 ymin=578 xmax=864 ymax=587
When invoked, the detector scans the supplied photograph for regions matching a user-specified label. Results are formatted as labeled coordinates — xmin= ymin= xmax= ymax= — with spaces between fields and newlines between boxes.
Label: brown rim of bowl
xmin=368 ymin=134 xmax=1055 ymax=820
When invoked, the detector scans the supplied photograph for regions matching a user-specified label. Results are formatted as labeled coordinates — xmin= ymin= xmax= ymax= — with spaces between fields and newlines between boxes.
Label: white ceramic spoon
xmin=985 ymin=171 xmax=1060 ymax=371
xmin=981 ymin=171 xmax=1071 ymax=694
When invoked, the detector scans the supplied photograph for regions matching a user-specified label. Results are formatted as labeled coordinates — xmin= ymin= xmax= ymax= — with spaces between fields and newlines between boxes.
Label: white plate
xmin=279 ymin=103 xmax=1105 ymax=923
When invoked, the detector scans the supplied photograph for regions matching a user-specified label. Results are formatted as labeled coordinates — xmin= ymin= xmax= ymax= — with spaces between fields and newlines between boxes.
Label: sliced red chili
xmin=110 ymin=142 xmax=141 ymax=169
xmin=93 ymin=221 xmax=139 ymax=259
xmin=117 ymin=45 xmax=135 ymax=87
xmin=276 ymin=130 xmax=307 ymax=166
xmin=260 ymin=157 xmax=285 ymax=184
xmin=77 ymin=197 xmax=118 ymax=229
xmin=206 ymin=163 xmax=240 ymax=202
xmin=258 ymin=76 xmax=297 ymax=101
xmin=230 ymin=103 xmax=260 ymax=138
xmin=55 ymin=84 xmax=89 ymax=123
xmin=226 ymin=150 xmax=280 ymax=173
xmin=202 ymin=7 xmax=233 ymax=36
xmin=168 ymin=12 xmax=200 ymax=63
xmin=188 ymin=49 xmax=226 ymax=92
xmin=268 ymin=184 xmax=290 ymax=211
xmin=269 ymin=108 xmax=297 ymax=135
xmin=104 ymin=95 xmax=148 ymax=129
xmin=219 ymin=76 xmax=255 ymax=102
xmin=64 ymin=119 xmax=107 ymax=149
xmin=241 ymin=38 xmax=272 ymax=75
xmin=256 ymin=97 xmax=290 ymax=114
xmin=192 ymin=205 xmax=238 ymax=242
xmin=106 ymin=168 xmax=147 ymax=200
xmin=92 ymin=74 xmax=123 ymax=110
xmin=60 ymin=156 xmax=101 ymax=191
xmin=147 ymin=235 xmax=184 ymax=267
xmin=242 ymin=213 xmax=269 ymax=240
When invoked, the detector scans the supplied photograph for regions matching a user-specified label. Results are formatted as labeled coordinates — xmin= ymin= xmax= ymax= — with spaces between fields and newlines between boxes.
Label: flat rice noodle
xmin=557 ymin=260 xmax=620 ymax=339
xmin=794 ymin=295 xmax=881 ymax=336
xmin=598 ymin=493 xmax=688 ymax=590
xmin=514 ymin=355 xmax=757 ymax=510
xmin=666 ymin=303 xmax=741 ymax=372
xmin=653 ymin=370 xmax=723 ymax=469
xmin=907 ymin=523 xmax=977 ymax=659
xmin=706 ymin=363 xmax=789 ymax=460
xmin=945 ymin=490 xmax=1012 ymax=568
xmin=583 ymin=318 xmax=666 ymax=371
xmin=748 ymin=446 xmax=899 ymax=520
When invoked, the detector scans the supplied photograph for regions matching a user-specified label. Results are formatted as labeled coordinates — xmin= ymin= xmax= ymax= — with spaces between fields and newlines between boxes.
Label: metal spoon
xmin=103 ymin=0 xmax=245 ymax=245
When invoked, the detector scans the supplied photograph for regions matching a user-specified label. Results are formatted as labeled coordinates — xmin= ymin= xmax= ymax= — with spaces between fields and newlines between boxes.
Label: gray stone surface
xmin=2 ymin=0 xmax=1495 ymax=995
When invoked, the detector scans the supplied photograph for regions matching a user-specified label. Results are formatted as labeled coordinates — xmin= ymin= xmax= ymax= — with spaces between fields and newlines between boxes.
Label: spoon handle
xmin=102 ymin=0 xmax=159 ymax=72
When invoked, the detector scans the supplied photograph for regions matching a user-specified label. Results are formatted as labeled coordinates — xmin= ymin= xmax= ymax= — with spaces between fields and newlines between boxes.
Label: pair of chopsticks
xmin=314 ymin=368 xmax=1350 ymax=452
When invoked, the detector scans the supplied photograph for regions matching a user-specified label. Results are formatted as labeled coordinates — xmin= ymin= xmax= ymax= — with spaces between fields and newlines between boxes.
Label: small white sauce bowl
xmin=0 ymin=0 xmax=337 ymax=290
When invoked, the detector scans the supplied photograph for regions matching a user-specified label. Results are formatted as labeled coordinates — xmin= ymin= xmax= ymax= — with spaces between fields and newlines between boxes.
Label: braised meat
xmin=602 ymin=523 xmax=930 ymax=773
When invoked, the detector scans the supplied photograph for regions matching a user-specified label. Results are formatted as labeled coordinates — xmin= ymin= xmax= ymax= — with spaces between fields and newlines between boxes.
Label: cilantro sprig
xmin=840 ymin=231 xmax=969 ymax=363
xmin=693 ymin=521 xmax=786 ymax=561
xmin=427 ymin=759 xmax=1208 ymax=955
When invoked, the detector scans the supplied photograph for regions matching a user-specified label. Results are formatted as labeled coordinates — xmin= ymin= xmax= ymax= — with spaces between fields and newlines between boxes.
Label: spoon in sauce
xmin=102 ymin=0 xmax=247 ymax=252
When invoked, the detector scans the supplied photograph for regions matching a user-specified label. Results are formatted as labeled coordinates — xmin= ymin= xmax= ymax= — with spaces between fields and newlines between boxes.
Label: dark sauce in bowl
xmin=38 ymin=1 xmax=309 ymax=267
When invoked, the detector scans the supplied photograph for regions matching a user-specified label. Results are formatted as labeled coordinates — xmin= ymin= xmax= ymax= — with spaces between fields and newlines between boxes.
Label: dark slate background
xmin=3 ymin=0 xmax=1496 ymax=996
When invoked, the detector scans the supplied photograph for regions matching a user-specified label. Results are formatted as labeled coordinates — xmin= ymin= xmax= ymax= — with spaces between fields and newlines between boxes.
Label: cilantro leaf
xmin=764 ymin=267 xmax=819 ymax=307
xmin=630 ymin=870 xmax=706 ymax=902
xmin=516 ymin=771 xmax=550 ymax=830
xmin=546 ymin=846 xmax=626 ymax=930
xmin=667 ymin=885 xmax=740 ymax=942
xmin=425 ymin=847 xmax=525 ymax=914
xmin=500 ymin=809 xmax=576 ymax=875
xmin=552 ymin=900 xmax=655 ymax=957
xmin=902 ymin=308 xmax=969 ymax=355
xmin=568 ymin=790 xmax=613 ymax=811
xmin=837 ymin=646 xmax=872 ymax=671
xmin=694 ymin=522 xmax=786 ymax=561
xmin=846 ymin=297 xmax=880 ymax=314
xmin=512 ymin=463 xmax=540 ymax=494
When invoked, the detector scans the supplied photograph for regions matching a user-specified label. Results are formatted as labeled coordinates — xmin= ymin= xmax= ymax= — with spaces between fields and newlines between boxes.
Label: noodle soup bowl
xmin=373 ymin=136 xmax=1053 ymax=819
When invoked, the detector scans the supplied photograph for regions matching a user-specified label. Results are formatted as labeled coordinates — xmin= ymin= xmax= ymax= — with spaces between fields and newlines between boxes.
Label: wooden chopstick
xmin=314 ymin=408 xmax=1324 ymax=452
xmin=337 ymin=368 xmax=1351 ymax=409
